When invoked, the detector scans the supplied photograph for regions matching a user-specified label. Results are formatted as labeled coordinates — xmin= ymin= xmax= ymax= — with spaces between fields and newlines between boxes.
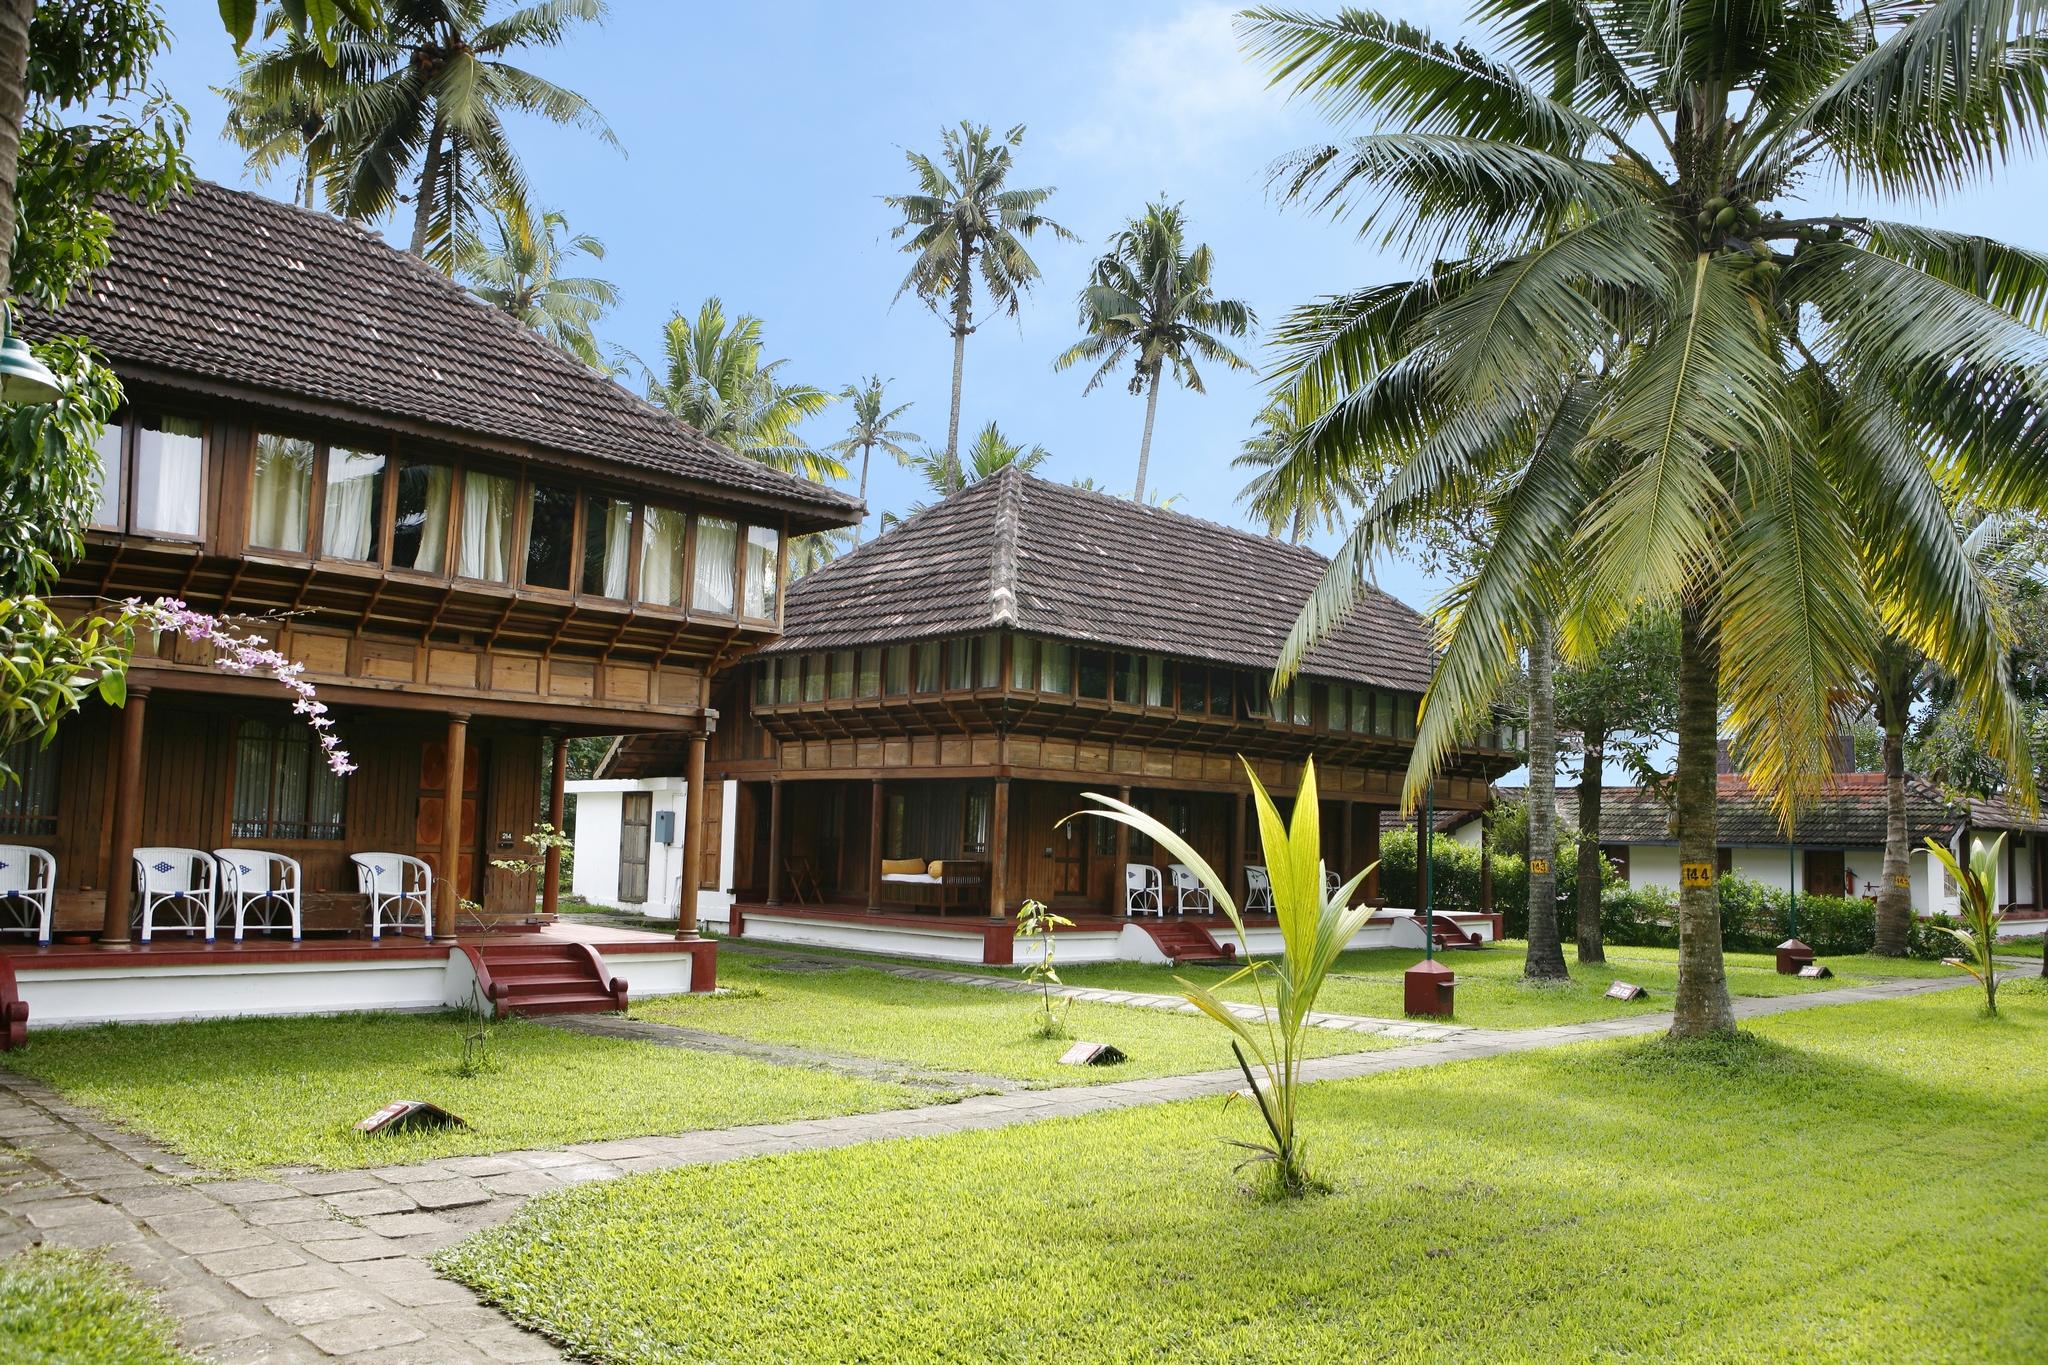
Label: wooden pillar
xmin=2008 ymin=834 xmax=2019 ymax=911
xmin=1114 ymin=786 xmax=1133 ymax=913
xmin=1230 ymin=792 xmax=1247 ymax=909
xmin=764 ymin=779 xmax=784 ymax=906
xmin=677 ymin=732 xmax=708 ymax=939
xmin=1360 ymin=804 xmax=1382 ymax=904
xmin=1479 ymin=808 xmax=1494 ymax=915
xmin=866 ymin=779 xmax=884 ymax=912
xmin=436 ymin=713 xmax=468 ymax=942
xmin=541 ymin=733 xmax=568 ymax=919
xmin=101 ymin=684 xmax=150 ymax=946
xmin=1339 ymin=798 xmax=1355 ymax=884
xmin=988 ymin=777 xmax=1011 ymax=920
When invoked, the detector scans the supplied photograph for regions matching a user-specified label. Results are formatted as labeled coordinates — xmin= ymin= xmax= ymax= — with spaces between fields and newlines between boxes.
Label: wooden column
xmin=988 ymin=777 xmax=1011 ymax=920
xmin=764 ymin=779 xmax=784 ymax=906
xmin=1114 ymin=786 xmax=1133 ymax=913
xmin=1479 ymin=809 xmax=1494 ymax=915
xmin=866 ymin=779 xmax=884 ymax=912
xmin=101 ymin=684 xmax=150 ymax=946
xmin=2008 ymin=835 xmax=2019 ymax=911
xmin=1360 ymin=804 xmax=1382 ymax=903
xmin=436 ymin=713 xmax=468 ymax=942
xmin=1228 ymin=791 xmax=1246 ymax=910
xmin=1339 ymin=798 xmax=1355 ymax=885
xmin=677 ymin=732 xmax=708 ymax=939
xmin=541 ymin=733 xmax=568 ymax=919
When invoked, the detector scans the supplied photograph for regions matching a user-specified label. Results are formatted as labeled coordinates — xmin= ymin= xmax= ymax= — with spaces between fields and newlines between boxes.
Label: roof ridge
xmin=987 ymin=464 xmax=1024 ymax=626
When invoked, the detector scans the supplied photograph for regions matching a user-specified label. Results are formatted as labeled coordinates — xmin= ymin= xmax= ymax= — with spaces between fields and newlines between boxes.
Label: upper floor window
xmin=1209 ymin=669 xmax=1233 ymax=717
xmin=978 ymin=634 xmax=1002 ymax=688
xmin=803 ymin=654 xmax=826 ymax=702
xmin=693 ymin=515 xmax=738 ymax=613
xmin=458 ymin=469 xmax=518 ymax=582
xmin=89 ymin=420 xmax=123 ymax=528
xmin=392 ymin=459 xmax=452 ymax=572
xmin=743 ymin=526 xmax=779 ymax=620
xmin=945 ymin=639 xmax=974 ymax=691
xmin=1012 ymin=636 xmax=1038 ymax=690
xmin=1395 ymin=695 xmax=1417 ymax=740
xmin=583 ymin=494 xmax=633 ymax=598
xmin=828 ymin=651 xmax=854 ymax=700
xmin=231 ymin=718 xmax=346 ymax=840
xmin=640 ymin=505 xmax=689 ymax=607
xmin=777 ymin=657 xmax=800 ymax=704
xmin=1179 ymin=665 xmax=1207 ymax=714
xmin=1374 ymin=691 xmax=1395 ymax=736
xmin=1246 ymin=672 xmax=1273 ymax=720
xmin=523 ymin=482 xmax=576 ymax=590
xmin=914 ymin=642 xmax=941 ymax=693
xmin=1327 ymin=685 xmax=1348 ymax=733
xmin=131 ymin=414 xmax=205 ymax=538
xmin=1286 ymin=680 xmax=1312 ymax=727
xmin=753 ymin=662 xmax=773 ymax=707
xmin=884 ymin=645 xmax=910 ymax=695
xmin=1078 ymin=650 xmax=1110 ymax=701
xmin=323 ymin=447 xmax=384 ymax=561
xmin=858 ymin=647 xmax=882 ymax=697
xmin=1038 ymin=641 xmax=1072 ymax=695
xmin=249 ymin=433 xmax=317 ymax=552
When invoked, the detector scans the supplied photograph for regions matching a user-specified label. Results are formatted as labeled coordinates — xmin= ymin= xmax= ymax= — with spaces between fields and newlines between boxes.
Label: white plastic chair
xmin=1168 ymin=863 xmax=1215 ymax=916
xmin=1323 ymin=866 xmax=1343 ymax=903
xmin=1125 ymin=863 xmax=1164 ymax=917
xmin=134 ymin=847 xmax=217 ymax=943
xmin=1244 ymin=864 xmax=1275 ymax=916
xmin=0 ymin=844 xmax=55 ymax=945
xmin=350 ymin=852 xmax=432 ymax=941
xmin=214 ymin=849 xmax=303 ymax=943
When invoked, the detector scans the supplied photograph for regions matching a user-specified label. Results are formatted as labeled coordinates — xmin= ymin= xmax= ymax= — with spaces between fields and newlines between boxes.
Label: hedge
xmin=1599 ymin=876 xmax=1963 ymax=960
xmin=1376 ymin=829 xmax=1622 ymax=937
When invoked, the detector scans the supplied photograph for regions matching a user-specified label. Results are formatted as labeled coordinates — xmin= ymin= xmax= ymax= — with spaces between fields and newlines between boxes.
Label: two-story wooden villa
xmin=601 ymin=468 xmax=1519 ymax=966
xmin=1 ymin=181 xmax=856 ymax=1029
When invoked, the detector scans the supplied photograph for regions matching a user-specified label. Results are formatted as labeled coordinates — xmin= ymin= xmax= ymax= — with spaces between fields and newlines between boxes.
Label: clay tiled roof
xmin=762 ymin=466 xmax=1437 ymax=692
xmin=23 ymin=181 xmax=858 ymax=529
xmin=1597 ymin=773 xmax=1963 ymax=847
xmin=1962 ymin=795 xmax=2048 ymax=835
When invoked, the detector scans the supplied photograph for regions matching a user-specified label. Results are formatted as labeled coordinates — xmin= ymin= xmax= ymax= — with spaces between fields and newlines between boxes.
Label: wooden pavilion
xmin=0 ymin=181 xmax=858 ymax=1027
xmin=604 ymin=468 xmax=1520 ymax=966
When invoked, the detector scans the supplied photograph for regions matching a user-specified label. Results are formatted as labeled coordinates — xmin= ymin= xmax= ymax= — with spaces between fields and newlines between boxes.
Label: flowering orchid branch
xmin=126 ymin=597 xmax=356 ymax=775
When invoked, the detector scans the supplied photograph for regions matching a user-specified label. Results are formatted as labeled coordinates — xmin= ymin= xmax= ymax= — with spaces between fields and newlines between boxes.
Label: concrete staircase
xmin=1138 ymin=920 xmax=1238 ymax=966
xmin=465 ymin=942 xmax=628 ymax=1018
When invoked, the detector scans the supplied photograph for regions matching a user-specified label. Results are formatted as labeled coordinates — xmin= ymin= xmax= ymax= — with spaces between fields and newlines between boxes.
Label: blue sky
xmin=150 ymin=0 xmax=2048 ymax=637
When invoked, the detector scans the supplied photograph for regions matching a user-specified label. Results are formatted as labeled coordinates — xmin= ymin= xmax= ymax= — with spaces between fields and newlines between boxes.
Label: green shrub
xmin=1590 ymin=874 xmax=1955 ymax=957
xmin=1376 ymin=829 xmax=1620 ymax=937
xmin=1601 ymin=887 xmax=1680 ymax=948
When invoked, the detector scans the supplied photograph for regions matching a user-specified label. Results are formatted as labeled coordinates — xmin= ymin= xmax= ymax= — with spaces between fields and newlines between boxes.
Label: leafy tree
xmin=824 ymin=376 xmax=918 ymax=544
xmin=236 ymin=0 xmax=619 ymax=270
xmin=639 ymin=297 xmax=843 ymax=481
xmin=1243 ymin=3 xmax=2047 ymax=1037
xmin=219 ymin=0 xmax=384 ymax=62
xmin=458 ymin=204 xmax=617 ymax=369
xmin=1234 ymin=391 xmax=1363 ymax=543
xmin=883 ymin=421 xmax=1049 ymax=530
xmin=885 ymin=121 xmax=1072 ymax=487
xmin=1555 ymin=610 xmax=1680 ymax=962
xmin=1054 ymin=199 xmax=1255 ymax=501
xmin=219 ymin=27 xmax=341 ymax=210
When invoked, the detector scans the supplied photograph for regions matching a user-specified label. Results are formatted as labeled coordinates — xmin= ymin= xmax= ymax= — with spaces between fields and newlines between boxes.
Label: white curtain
xmin=397 ymin=463 xmax=451 ymax=571
xmin=640 ymin=506 xmax=686 ymax=606
xmin=90 ymin=422 xmax=123 ymax=526
xmin=599 ymin=498 xmax=631 ymax=597
xmin=249 ymin=434 xmax=314 ymax=552
xmin=692 ymin=515 xmax=737 ymax=613
xmin=458 ymin=470 xmax=516 ymax=581
xmin=742 ymin=525 xmax=779 ymax=618
xmin=132 ymin=416 xmax=203 ymax=536
xmin=321 ymin=449 xmax=383 ymax=560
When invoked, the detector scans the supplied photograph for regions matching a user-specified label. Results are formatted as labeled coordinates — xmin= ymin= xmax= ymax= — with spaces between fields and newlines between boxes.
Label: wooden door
xmin=619 ymin=792 xmax=652 ymax=903
xmin=1802 ymin=848 xmax=1846 ymax=897
xmin=1049 ymin=798 xmax=1087 ymax=900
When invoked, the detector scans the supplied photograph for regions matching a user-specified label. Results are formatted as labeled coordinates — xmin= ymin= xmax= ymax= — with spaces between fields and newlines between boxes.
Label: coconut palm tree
xmin=219 ymin=29 xmax=343 ymax=210
xmin=885 ymin=121 xmax=1073 ymax=487
xmin=1055 ymin=200 xmax=1255 ymax=501
xmin=639 ymin=297 xmax=844 ymax=482
xmin=825 ymin=376 xmax=919 ymax=544
xmin=882 ymin=421 xmax=1050 ymax=529
xmin=1241 ymin=4 xmax=2048 ymax=1036
xmin=237 ymin=0 xmax=619 ymax=271
xmin=458 ymin=205 xmax=618 ymax=369
xmin=1235 ymin=392 xmax=1363 ymax=543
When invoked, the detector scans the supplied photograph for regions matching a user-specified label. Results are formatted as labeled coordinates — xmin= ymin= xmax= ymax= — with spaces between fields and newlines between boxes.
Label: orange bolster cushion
xmin=880 ymin=857 xmax=927 ymax=876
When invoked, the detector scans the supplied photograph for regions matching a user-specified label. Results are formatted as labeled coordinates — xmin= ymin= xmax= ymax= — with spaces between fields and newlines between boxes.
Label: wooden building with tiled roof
xmin=606 ymin=468 xmax=1521 ymax=965
xmin=2 ymin=181 xmax=856 ymax=1021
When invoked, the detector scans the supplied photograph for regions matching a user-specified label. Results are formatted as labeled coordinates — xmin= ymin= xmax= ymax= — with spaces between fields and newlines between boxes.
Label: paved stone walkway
xmin=0 ymin=969 xmax=1984 ymax=1363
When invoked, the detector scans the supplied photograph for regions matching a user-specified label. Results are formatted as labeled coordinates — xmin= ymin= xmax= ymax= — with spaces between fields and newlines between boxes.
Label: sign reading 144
xmin=1680 ymin=861 xmax=1716 ymax=889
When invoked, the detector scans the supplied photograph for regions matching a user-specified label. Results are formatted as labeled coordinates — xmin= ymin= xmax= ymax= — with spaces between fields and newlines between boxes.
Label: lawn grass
xmin=636 ymin=955 xmax=1393 ymax=1086
xmin=1037 ymin=938 xmax=1955 ymax=1028
xmin=7 ymin=1011 xmax=931 ymax=1173
xmin=441 ymin=982 xmax=2047 ymax=1364
xmin=0 ymin=1247 xmax=199 ymax=1364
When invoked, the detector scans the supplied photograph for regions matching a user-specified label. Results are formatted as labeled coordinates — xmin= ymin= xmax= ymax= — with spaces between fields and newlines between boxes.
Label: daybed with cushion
xmin=878 ymin=857 xmax=989 ymax=913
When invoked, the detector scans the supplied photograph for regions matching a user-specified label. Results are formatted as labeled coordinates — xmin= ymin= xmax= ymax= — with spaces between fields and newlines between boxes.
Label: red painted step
xmin=465 ymin=943 xmax=629 ymax=1018
xmin=1138 ymin=920 xmax=1238 ymax=966
xmin=1423 ymin=919 xmax=1485 ymax=951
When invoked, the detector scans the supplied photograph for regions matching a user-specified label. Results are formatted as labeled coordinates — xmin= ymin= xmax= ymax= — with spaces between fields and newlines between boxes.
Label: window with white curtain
xmin=321 ymin=447 xmax=384 ymax=561
xmin=581 ymin=494 xmax=632 ymax=598
xmin=391 ymin=459 xmax=451 ymax=572
xmin=248 ymin=433 xmax=316 ymax=552
xmin=742 ymin=524 xmax=779 ymax=619
xmin=458 ymin=469 xmax=517 ymax=581
xmin=692 ymin=514 xmax=737 ymax=613
xmin=131 ymin=415 xmax=204 ymax=537
xmin=90 ymin=421 xmax=123 ymax=528
xmin=639 ymin=505 xmax=687 ymax=607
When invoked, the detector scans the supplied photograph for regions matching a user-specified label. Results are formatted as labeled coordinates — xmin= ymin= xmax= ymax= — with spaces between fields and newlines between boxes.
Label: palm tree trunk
xmin=1524 ymin=618 xmax=1568 ymax=980
xmin=409 ymin=119 xmax=446 ymax=258
xmin=854 ymin=439 xmax=873 ymax=545
xmin=944 ymin=243 xmax=974 ymax=490
xmin=1576 ymin=721 xmax=1606 ymax=964
xmin=0 ymin=0 xmax=33 ymax=301
xmin=1671 ymin=602 xmax=1735 ymax=1037
xmin=1872 ymin=668 xmax=1912 ymax=956
xmin=1133 ymin=368 xmax=1162 ymax=502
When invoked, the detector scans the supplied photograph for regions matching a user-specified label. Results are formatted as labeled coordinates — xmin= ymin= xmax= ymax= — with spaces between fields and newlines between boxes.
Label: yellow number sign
xmin=1892 ymin=874 xmax=1911 ymax=890
xmin=1680 ymin=862 xmax=1716 ymax=889
xmin=1529 ymin=858 xmax=1550 ymax=875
